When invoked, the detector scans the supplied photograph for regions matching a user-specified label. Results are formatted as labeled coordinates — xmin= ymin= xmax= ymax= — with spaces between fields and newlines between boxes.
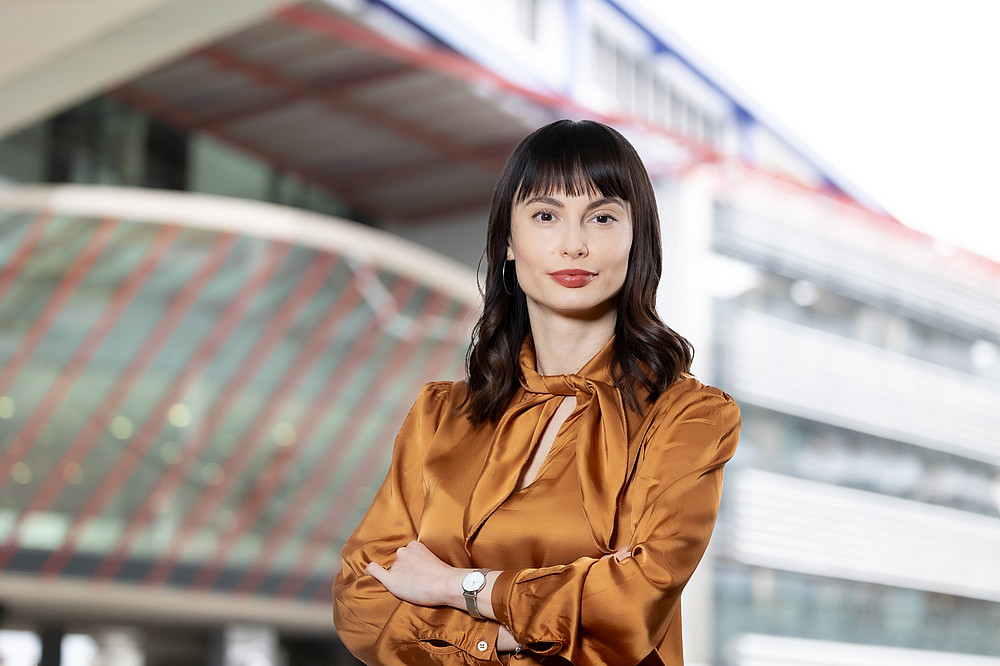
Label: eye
xmin=592 ymin=213 xmax=617 ymax=225
xmin=532 ymin=210 xmax=556 ymax=222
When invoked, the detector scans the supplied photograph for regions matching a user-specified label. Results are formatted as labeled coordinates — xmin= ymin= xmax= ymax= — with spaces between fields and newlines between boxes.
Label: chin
xmin=524 ymin=284 xmax=621 ymax=320
xmin=545 ymin=297 xmax=618 ymax=321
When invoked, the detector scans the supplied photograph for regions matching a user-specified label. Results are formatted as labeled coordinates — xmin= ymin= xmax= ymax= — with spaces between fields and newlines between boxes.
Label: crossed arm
xmin=333 ymin=383 xmax=740 ymax=664
xmin=366 ymin=542 xmax=518 ymax=651
xmin=366 ymin=540 xmax=631 ymax=653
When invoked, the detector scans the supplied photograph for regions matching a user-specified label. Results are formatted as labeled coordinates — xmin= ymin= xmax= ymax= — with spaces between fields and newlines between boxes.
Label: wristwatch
xmin=461 ymin=568 xmax=491 ymax=619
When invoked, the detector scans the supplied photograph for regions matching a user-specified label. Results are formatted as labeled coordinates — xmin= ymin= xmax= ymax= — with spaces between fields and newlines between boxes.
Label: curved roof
xmin=0 ymin=185 xmax=475 ymax=626
xmin=107 ymin=1 xmax=717 ymax=225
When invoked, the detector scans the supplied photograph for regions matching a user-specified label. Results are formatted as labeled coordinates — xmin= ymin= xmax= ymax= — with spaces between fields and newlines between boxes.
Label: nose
xmin=560 ymin=224 xmax=588 ymax=258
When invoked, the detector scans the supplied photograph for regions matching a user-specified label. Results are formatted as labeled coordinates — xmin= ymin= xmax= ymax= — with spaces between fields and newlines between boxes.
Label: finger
xmin=365 ymin=561 xmax=389 ymax=584
xmin=396 ymin=541 xmax=433 ymax=566
xmin=399 ymin=540 xmax=426 ymax=559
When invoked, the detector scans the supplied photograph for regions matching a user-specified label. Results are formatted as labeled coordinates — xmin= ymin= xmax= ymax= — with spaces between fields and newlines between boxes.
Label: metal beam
xmin=194 ymin=60 xmax=414 ymax=128
xmin=192 ymin=45 xmax=506 ymax=174
xmin=39 ymin=240 xmax=291 ymax=578
xmin=0 ymin=218 xmax=118 ymax=403
xmin=0 ymin=209 xmax=53 ymax=305
xmin=231 ymin=276 xmax=423 ymax=594
xmin=281 ymin=305 xmax=473 ymax=599
xmin=145 ymin=274 xmax=421 ymax=587
xmin=1 ymin=223 xmax=180 ymax=506
xmin=92 ymin=250 xmax=337 ymax=581
xmin=0 ymin=232 xmax=239 ymax=574
xmin=186 ymin=263 xmax=379 ymax=591
xmin=262 ymin=291 xmax=457 ymax=597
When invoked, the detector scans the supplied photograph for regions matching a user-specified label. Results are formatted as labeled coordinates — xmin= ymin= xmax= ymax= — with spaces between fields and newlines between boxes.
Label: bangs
xmin=511 ymin=122 xmax=636 ymax=204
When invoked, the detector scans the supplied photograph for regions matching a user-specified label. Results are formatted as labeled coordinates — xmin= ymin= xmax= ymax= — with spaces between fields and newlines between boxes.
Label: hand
xmin=365 ymin=541 xmax=460 ymax=607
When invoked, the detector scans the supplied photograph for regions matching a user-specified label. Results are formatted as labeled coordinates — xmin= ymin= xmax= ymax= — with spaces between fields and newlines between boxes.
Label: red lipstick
xmin=549 ymin=269 xmax=596 ymax=287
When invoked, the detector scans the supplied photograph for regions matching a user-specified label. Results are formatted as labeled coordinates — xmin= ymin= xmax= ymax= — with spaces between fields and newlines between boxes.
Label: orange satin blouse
xmin=333 ymin=338 xmax=740 ymax=665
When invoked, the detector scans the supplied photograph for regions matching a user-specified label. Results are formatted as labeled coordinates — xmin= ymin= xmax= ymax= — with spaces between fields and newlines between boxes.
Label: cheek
xmin=613 ymin=238 xmax=633 ymax=276
xmin=607 ymin=242 xmax=632 ymax=292
xmin=508 ymin=238 xmax=531 ymax=265
xmin=508 ymin=220 xmax=533 ymax=259
xmin=509 ymin=227 xmax=547 ymax=264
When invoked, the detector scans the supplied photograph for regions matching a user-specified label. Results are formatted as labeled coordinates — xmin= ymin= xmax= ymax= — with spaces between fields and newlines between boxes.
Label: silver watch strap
xmin=464 ymin=568 xmax=490 ymax=619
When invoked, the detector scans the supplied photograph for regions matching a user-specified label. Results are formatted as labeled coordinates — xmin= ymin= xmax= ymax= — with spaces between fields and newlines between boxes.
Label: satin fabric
xmin=333 ymin=338 xmax=740 ymax=665
xmin=465 ymin=341 xmax=629 ymax=555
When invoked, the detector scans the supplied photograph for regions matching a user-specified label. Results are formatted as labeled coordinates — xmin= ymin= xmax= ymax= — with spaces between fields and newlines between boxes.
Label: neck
xmin=527 ymin=306 xmax=616 ymax=376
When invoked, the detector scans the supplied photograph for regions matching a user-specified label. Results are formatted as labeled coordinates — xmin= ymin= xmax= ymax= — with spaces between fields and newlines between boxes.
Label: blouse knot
xmin=464 ymin=335 xmax=629 ymax=554
xmin=523 ymin=372 xmax=597 ymax=398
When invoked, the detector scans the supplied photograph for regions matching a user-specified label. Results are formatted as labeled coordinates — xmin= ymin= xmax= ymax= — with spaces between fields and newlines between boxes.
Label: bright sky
xmin=639 ymin=0 xmax=1000 ymax=263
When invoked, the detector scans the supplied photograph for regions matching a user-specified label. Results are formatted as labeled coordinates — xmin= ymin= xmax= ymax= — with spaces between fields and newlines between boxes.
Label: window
xmin=588 ymin=26 xmax=720 ymax=146
xmin=515 ymin=0 xmax=540 ymax=41
xmin=592 ymin=29 xmax=615 ymax=91
xmin=714 ymin=563 xmax=1000 ymax=658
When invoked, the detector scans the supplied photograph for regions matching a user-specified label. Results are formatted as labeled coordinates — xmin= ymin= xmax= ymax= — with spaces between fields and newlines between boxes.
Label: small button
xmin=477 ymin=640 xmax=489 ymax=652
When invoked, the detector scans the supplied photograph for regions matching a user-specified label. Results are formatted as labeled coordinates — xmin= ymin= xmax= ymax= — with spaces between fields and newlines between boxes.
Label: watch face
xmin=462 ymin=570 xmax=486 ymax=592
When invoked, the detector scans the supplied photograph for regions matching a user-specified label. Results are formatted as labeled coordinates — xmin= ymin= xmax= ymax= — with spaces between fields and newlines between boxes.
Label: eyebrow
xmin=521 ymin=195 xmax=627 ymax=210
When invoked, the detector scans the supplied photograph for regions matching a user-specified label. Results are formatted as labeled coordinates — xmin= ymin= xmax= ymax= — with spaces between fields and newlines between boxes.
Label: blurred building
xmin=0 ymin=0 xmax=998 ymax=664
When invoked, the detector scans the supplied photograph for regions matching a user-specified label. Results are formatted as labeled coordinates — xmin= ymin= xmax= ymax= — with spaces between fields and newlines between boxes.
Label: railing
xmin=726 ymin=469 xmax=1000 ymax=603
xmin=724 ymin=309 xmax=1000 ymax=465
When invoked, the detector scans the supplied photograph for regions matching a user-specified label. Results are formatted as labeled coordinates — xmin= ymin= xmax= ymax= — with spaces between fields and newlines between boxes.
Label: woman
xmin=333 ymin=119 xmax=740 ymax=665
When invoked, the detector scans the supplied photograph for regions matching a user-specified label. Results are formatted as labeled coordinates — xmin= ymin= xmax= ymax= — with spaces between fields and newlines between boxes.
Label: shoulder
xmin=392 ymin=380 xmax=471 ymax=460
xmin=406 ymin=380 xmax=470 ymax=428
xmin=414 ymin=379 xmax=468 ymax=409
xmin=635 ymin=375 xmax=741 ymax=463
xmin=648 ymin=374 xmax=740 ymax=425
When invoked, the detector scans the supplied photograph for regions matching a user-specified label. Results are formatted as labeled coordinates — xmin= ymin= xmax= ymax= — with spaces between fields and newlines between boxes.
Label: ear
xmin=506 ymin=245 xmax=514 ymax=261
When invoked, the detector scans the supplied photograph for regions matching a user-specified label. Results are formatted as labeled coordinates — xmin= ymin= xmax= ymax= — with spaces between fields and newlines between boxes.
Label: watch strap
xmin=463 ymin=568 xmax=491 ymax=619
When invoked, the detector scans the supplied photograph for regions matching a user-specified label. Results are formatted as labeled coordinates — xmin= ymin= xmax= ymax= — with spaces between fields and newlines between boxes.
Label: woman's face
xmin=507 ymin=189 xmax=633 ymax=321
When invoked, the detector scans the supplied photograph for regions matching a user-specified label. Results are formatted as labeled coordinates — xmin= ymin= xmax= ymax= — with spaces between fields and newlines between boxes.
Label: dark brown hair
xmin=463 ymin=119 xmax=693 ymax=424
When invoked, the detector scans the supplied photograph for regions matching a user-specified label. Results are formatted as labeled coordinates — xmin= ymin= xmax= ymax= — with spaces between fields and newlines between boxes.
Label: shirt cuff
xmin=491 ymin=569 xmax=519 ymax=629
xmin=409 ymin=608 xmax=502 ymax=661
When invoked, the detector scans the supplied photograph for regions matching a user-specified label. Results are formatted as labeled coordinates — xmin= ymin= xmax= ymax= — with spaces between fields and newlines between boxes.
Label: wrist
xmin=442 ymin=568 xmax=468 ymax=608
xmin=496 ymin=624 xmax=520 ymax=652
xmin=459 ymin=568 xmax=493 ymax=618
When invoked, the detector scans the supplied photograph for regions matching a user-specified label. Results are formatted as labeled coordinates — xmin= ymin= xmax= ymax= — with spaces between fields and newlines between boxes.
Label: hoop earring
xmin=502 ymin=260 xmax=517 ymax=296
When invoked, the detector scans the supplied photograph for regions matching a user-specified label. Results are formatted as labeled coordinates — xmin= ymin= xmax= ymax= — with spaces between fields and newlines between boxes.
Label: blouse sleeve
xmin=489 ymin=386 xmax=740 ymax=664
xmin=333 ymin=382 xmax=499 ymax=664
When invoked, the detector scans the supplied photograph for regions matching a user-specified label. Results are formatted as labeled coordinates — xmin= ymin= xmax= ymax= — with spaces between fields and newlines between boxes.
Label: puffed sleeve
xmin=334 ymin=382 xmax=501 ymax=664
xmin=489 ymin=386 xmax=740 ymax=664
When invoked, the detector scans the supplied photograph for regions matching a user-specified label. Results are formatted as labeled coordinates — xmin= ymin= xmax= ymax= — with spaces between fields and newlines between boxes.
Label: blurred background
xmin=0 ymin=1 xmax=997 ymax=665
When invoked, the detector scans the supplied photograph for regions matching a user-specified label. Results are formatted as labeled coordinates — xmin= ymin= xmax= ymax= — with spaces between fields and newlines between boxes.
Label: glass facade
xmin=710 ymin=184 xmax=1000 ymax=664
xmin=0 ymin=96 xmax=355 ymax=221
xmin=715 ymin=563 xmax=1000 ymax=657
xmin=0 ymin=189 xmax=474 ymax=634
xmin=729 ymin=269 xmax=1000 ymax=381
xmin=734 ymin=405 xmax=1000 ymax=517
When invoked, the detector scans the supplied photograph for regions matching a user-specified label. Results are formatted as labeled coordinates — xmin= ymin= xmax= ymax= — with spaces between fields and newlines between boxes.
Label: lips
xmin=548 ymin=269 xmax=597 ymax=288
